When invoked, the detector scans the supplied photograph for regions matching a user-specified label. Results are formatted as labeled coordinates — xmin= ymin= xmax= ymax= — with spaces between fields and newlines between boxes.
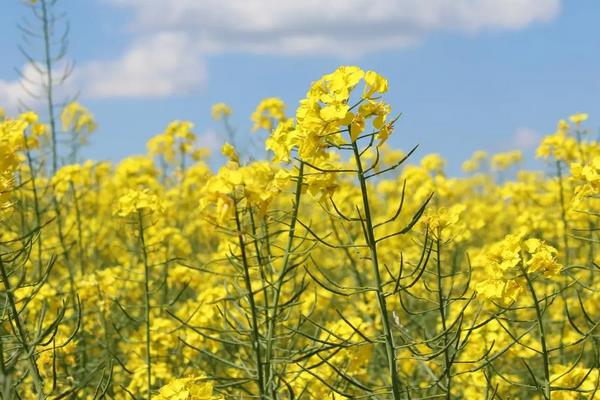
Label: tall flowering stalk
xmin=115 ymin=189 xmax=164 ymax=399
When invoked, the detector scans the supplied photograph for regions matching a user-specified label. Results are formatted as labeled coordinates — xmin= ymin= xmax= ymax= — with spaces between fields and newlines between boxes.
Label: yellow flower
xmin=462 ymin=150 xmax=488 ymax=173
xmin=211 ymin=103 xmax=232 ymax=121
xmin=569 ymin=112 xmax=588 ymax=125
xmin=0 ymin=118 xmax=24 ymax=215
xmin=266 ymin=119 xmax=296 ymax=162
xmin=320 ymin=103 xmax=350 ymax=122
xmin=148 ymin=120 xmax=197 ymax=164
xmin=61 ymin=101 xmax=97 ymax=136
xmin=536 ymin=119 xmax=578 ymax=162
xmin=491 ymin=150 xmax=522 ymax=171
xmin=114 ymin=189 xmax=163 ymax=217
xmin=422 ymin=204 xmax=466 ymax=238
xmin=51 ymin=164 xmax=87 ymax=197
xmin=251 ymin=97 xmax=287 ymax=132
xmin=154 ymin=376 xmax=221 ymax=400
xmin=362 ymin=70 xmax=388 ymax=99
xmin=421 ymin=153 xmax=446 ymax=175
xmin=221 ymin=142 xmax=239 ymax=163
xmin=524 ymin=238 xmax=561 ymax=276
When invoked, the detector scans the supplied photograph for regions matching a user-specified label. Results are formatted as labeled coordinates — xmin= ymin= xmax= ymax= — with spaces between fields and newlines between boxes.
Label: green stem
xmin=71 ymin=183 xmax=85 ymax=276
xmin=233 ymin=200 xmax=266 ymax=399
xmin=40 ymin=0 xmax=59 ymax=174
xmin=435 ymin=237 xmax=451 ymax=399
xmin=248 ymin=208 xmax=270 ymax=331
xmin=0 ymin=256 xmax=45 ymax=398
xmin=555 ymin=161 xmax=569 ymax=267
xmin=137 ymin=211 xmax=152 ymax=400
xmin=22 ymin=135 xmax=44 ymax=279
xmin=264 ymin=161 xmax=304 ymax=398
xmin=351 ymin=140 xmax=402 ymax=399
xmin=523 ymin=270 xmax=551 ymax=400
xmin=51 ymin=196 xmax=77 ymax=301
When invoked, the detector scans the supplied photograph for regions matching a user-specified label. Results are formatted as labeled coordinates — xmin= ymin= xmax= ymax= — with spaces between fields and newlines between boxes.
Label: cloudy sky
xmin=1 ymin=0 xmax=599 ymax=173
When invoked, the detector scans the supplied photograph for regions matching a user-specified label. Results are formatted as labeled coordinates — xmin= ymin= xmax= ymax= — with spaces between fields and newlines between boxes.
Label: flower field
xmin=1 ymin=61 xmax=599 ymax=400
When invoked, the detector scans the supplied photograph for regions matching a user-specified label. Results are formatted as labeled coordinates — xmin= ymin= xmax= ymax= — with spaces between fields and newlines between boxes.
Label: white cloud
xmin=106 ymin=0 xmax=560 ymax=55
xmin=0 ymin=63 xmax=46 ymax=112
xmin=80 ymin=32 xmax=206 ymax=98
xmin=0 ymin=79 xmax=26 ymax=111
xmin=513 ymin=127 xmax=541 ymax=149
xmin=3 ymin=0 xmax=560 ymax=101
xmin=1 ymin=34 xmax=205 ymax=102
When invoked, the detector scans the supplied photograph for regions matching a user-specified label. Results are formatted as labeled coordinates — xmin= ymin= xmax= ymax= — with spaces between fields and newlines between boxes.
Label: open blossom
xmin=153 ymin=376 xmax=222 ymax=400
xmin=266 ymin=119 xmax=295 ymax=163
xmin=61 ymin=102 xmax=97 ymax=142
xmin=147 ymin=120 xmax=199 ymax=166
xmin=264 ymin=66 xmax=394 ymax=167
xmin=199 ymin=160 xmax=289 ymax=222
xmin=421 ymin=203 xmax=467 ymax=241
xmin=421 ymin=153 xmax=446 ymax=175
xmin=114 ymin=189 xmax=163 ymax=217
xmin=475 ymin=232 xmax=562 ymax=304
xmin=569 ymin=112 xmax=588 ymax=125
xmin=51 ymin=164 xmax=88 ymax=197
xmin=462 ymin=150 xmax=488 ymax=173
xmin=211 ymin=102 xmax=232 ymax=121
xmin=221 ymin=142 xmax=239 ymax=163
xmin=536 ymin=118 xmax=578 ymax=162
xmin=0 ymin=118 xmax=24 ymax=214
xmin=362 ymin=70 xmax=388 ymax=99
xmin=251 ymin=97 xmax=287 ymax=132
xmin=491 ymin=150 xmax=522 ymax=171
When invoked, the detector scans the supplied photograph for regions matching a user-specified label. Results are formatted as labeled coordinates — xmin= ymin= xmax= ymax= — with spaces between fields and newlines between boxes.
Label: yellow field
xmin=1 ymin=65 xmax=598 ymax=399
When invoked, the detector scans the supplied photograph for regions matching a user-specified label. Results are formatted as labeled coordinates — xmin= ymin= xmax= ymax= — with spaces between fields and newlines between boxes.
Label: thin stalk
xmin=40 ymin=0 xmax=59 ymax=174
xmin=51 ymin=196 xmax=76 ymax=300
xmin=0 ymin=256 xmax=45 ymax=398
xmin=435 ymin=237 xmax=451 ymax=399
xmin=351 ymin=139 xmax=403 ymax=399
xmin=264 ymin=161 xmax=304 ymax=398
xmin=248 ymin=208 xmax=270 ymax=330
xmin=70 ymin=183 xmax=88 ymax=371
xmin=22 ymin=134 xmax=44 ymax=279
xmin=556 ymin=161 xmax=569 ymax=267
xmin=233 ymin=200 xmax=266 ymax=399
xmin=523 ymin=270 xmax=551 ymax=400
xmin=70 ymin=183 xmax=85 ymax=275
xmin=137 ymin=211 xmax=153 ymax=400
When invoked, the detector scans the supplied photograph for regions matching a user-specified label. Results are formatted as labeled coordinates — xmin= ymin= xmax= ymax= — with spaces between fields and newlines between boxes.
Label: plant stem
xmin=22 ymin=136 xmax=44 ymax=279
xmin=351 ymin=140 xmax=403 ymax=399
xmin=138 ymin=211 xmax=153 ymax=400
xmin=523 ymin=270 xmax=551 ymax=400
xmin=264 ymin=161 xmax=304 ymax=398
xmin=436 ymin=237 xmax=451 ymax=399
xmin=233 ymin=200 xmax=266 ymax=399
xmin=40 ymin=0 xmax=59 ymax=175
xmin=555 ymin=161 xmax=569 ymax=267
xmin=0 ymin=256 xmax=45 ymax=398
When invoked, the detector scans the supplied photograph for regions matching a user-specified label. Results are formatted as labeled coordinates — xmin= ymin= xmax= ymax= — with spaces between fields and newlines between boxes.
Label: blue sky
xmin=1 ymin=0 xmax=599 ymax=175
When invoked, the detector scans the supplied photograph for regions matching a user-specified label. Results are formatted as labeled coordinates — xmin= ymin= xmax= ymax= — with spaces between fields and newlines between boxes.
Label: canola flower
xmin=211 ymin=103 xmax=232 ymax=121
xmin=475 ymin=232 xmax=562 ymax=304
xmin=114 ymin=189 xmax=164 ymax=217
xmin=251 ymin=97 xmax=287 ymax=132
xmin=154 ymin=376 xmax=222 ymax=400
xmin=61 ymin=101 xmax=97 ymax=137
